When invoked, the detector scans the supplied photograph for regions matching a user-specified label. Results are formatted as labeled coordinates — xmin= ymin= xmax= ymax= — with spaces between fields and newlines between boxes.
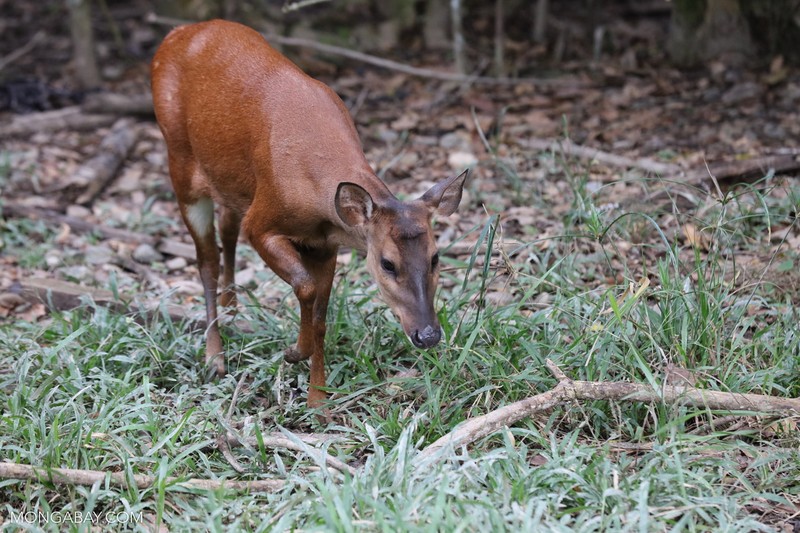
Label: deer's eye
xmin=381 ymin=258 xmax=396 ymax=274
xmin=431 ymin=253 xmax=439 ymax=269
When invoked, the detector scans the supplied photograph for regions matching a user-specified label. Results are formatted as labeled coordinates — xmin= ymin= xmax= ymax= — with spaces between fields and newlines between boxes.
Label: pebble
xmin=85 ymin=245 xmax=113 ymax=265
xmin=440 ymin=131 xmax=471 ymax=150
xmin=165 ymin=257 xmax=187 ymax=271
xmin=61 ymin=265 xmax=90 ymax=281
xmin=169 ymin=279 xmax=204 ymax=296
xmin=66 ymin=205 xmax=92 ymax=219
xmin=45 ymin=251 xmax=62 ymax=268
xmin=133 ymin=243 xmax=163 ymax=264
xmin=447 ymin=151 xmax=478 ymax=170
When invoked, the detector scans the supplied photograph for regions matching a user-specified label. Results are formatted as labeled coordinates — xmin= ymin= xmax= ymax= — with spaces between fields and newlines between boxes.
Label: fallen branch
xmin=523 ymin=137 xmax=681 ymax=176
xmin=524 ymin=138 xmax=800 ymax=187
xmin=75 ymin=118 xmax=140 ymax=205
xmin=81 ymin=92 xmax=154 ymax=116
xmin=15 ymin=277 xmax=206 ymax=328
xmin=683 ymin=155 xmax=800 ymax=186
xmin=0 ymin=462 xmax=284 ymax=492
xmin=0 ymin=106 xmax=116 ymax=139
xmin=145 ymin=13 xmax=588 ymax=88
xmin=222 ymin=429 xmax=356 ymax=476
xmin=1 ymin=204 xmax=195 ymax=260
xmin=2 ymin=203 xmax=157 ymax=243
xmin=416 ymin=359 xmax=800 ymax=462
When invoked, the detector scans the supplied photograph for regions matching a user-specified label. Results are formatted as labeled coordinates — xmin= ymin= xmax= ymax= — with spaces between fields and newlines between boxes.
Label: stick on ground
xmin=523 ymin=137 xmax=681 ymax=175
xmin=416 ymin=359 xmax=800 ymax=462
xmin=0 ymin=462 xmax=284 ymax=492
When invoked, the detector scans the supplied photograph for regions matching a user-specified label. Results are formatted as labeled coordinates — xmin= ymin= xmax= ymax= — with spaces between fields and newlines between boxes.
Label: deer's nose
xmin=411 ymin=325 xmax=441 ymax=349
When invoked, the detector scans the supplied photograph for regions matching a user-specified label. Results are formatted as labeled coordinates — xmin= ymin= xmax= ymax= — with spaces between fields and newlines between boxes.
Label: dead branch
xmin=683 ymin=155 xmax=800 ymax=186
xmin=416 ymin=359 xmax=800 ymax=462
xmin=1 ymin=203 xmax=158 ymax=244
xmin=1 ymin=204 xmax=195 ymax=262
xmin=75 ymin=118 xmax=140 ymax=205
xmin=0 ymin=462 xmax=284 ymax=492
xmin=523 ymin=137 xmax=681 ymax=175
xmin=18 ymin=277 xmax=119 ymax=312
xmin=0 ymin=106 xmax=116 ymax=139
xmin=145 ymin=13 xmax=588 ymax=88
xmin=81 ymin=92 xmax=155 ymax=116
xmin=15 ymin=277 xmax=204 ymax=328
xmin=524 ymin=138 xmax=800 ymax=186
xmin=223 ymin=430 xmax=356 ymax=476
xmin=1 ymin=203 xmax=196 ymax=261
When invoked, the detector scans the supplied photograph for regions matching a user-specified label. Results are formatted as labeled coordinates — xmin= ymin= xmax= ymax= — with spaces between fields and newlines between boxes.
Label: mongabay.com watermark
xmin=5 ymin=509 xmax=144 ymax=526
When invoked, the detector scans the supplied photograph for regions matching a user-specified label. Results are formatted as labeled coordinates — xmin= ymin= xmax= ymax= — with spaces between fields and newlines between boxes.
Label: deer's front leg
xmin=300 ymin=249 xmax=337 ymax=408
xmin=249 ymin=233 xmax=317 ymax=362
xmin=248 ymin=233 xmax=337 ymax=407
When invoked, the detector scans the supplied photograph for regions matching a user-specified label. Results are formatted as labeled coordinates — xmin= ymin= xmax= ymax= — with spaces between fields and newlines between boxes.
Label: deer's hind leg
xmin=169 ymin=157 xmax=225 ymax=377
xmin=219 ymin=206 xmax=242 ymax=310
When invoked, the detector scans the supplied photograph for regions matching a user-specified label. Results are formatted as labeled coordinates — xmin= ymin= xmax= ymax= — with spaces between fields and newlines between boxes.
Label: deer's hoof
xmin=284 ymin=344 xmax=311 ymax=363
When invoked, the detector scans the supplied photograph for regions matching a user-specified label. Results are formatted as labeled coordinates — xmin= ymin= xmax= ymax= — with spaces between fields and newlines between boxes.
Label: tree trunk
xmin=67 ymin=0 xmax=101 ymax=89
xmin=669 ymin=0 xmax=755 ymax=66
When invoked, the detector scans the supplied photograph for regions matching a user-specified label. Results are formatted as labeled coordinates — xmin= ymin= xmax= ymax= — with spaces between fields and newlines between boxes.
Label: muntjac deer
xmin=151 ymin=20 xmax=466 ymax=408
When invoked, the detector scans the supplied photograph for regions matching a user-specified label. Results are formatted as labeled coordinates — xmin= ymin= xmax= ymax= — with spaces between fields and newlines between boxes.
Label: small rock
xmin=66 ymin=205 xmax=92 ymax=219
xmin=721 ymin=81 xmax=763 ymax=105
xmin=440 ymin=131 xmax=470 ymax=150
xmin=447 ymin=151 xmax=478 ymax=170
xmin=133 ymin=243 xmax=163 ymax=264
xmin=85 ymin=245 xmax=113 ymax=265
xmin=169 ymin=279 xmax=204 ymax=296
xmin=377 ymin=127 xmax=399 ymax=143
xmin=45 ymin=251 xmax=62 ymax=268
xmin=61 ymin=265 xmax=90 ymax=281
xmin=165 ymin=257 xmax=188 ymax=271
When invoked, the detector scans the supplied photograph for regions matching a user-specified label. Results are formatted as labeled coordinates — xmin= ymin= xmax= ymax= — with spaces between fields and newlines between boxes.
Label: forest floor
xmin=1 ymin=1 xmax=799 ymax=531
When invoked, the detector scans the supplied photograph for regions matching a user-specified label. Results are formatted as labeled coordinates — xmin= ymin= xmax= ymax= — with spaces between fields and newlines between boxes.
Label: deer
xmin=151 ymin=19 xmax=467 ymax=408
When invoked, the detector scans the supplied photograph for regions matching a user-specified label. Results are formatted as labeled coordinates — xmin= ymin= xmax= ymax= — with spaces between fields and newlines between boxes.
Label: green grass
xmin=1 ymin=161 xmax=799 ymax=531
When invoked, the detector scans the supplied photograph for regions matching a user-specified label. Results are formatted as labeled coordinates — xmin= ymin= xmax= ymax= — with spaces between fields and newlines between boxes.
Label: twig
xmin=217 ymin=435 xmax=247 ymax=474
xmin=545 ymin=359 xmax=568 ymax=382
xmin=416 ymin=360 xmax=800 ymax=462
xmin=221 ymin=431 xmax=356 ymax=475
xmin=684 ymin=155 xmax=800 ymax=186
xmin=691 ymin=414 xmax=754 ymax=435
xmin=228 ymin=372 xmax=251 ymax=420
xmin=282 ymin=0 xmax=330 ymax=12
xmin=145 ymin=13 xmax=588 ymax=88
xmin=217 ymin=372 xmax=252 ymax=474
xmin=523 ymin=137 xmax=681 ymax=175
xmin=0 ymin=30 xmax=45 ymax=73
xmin=0 ymin=462 xmax=284 ymax=492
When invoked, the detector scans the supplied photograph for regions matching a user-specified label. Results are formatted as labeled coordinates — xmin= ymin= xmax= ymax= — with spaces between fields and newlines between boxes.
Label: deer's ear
xmin=335 ymin=182 xmax=374 ymax=227
xmin=420 ymin=169 xmax=468 ymax=216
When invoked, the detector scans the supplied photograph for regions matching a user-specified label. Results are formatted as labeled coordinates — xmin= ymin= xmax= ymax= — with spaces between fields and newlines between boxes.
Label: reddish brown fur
xmin=151 ymin=20 xmax=466 ymax=409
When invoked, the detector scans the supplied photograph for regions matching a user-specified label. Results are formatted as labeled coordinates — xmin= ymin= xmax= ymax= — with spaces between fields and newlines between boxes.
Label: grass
xmin=1 ymin=155 xmax=799 ymax=531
